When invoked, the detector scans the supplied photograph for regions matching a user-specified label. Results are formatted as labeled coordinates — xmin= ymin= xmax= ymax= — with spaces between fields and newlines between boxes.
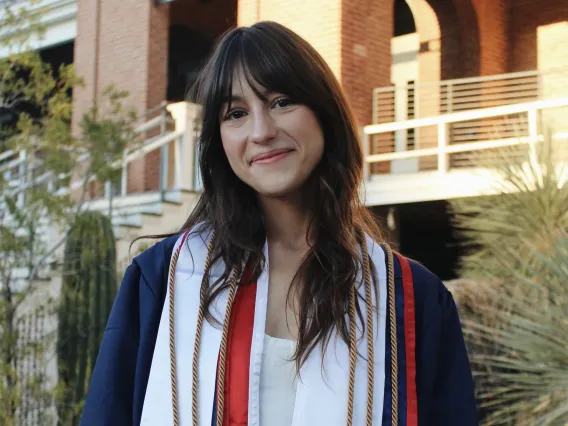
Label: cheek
xmin=220 ymin=131 xmax=244 ymax=168
xmin=301 ymin=116 xmax=325 ymax=160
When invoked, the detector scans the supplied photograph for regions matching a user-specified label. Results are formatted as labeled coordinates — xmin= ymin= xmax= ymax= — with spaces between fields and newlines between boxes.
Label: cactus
xmin=57 ymin=211 xmax=117 ymax=425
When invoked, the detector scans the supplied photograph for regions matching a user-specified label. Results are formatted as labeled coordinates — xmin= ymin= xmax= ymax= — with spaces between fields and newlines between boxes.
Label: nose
xmin=250 ymin=110 xmax=277 ymax=145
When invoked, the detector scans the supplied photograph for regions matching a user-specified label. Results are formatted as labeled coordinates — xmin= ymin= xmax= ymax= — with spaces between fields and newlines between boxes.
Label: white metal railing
xmin=363 ymin=97 xmax=568 ymax=177
xmin=1 ymin=101 xmax=202 ymax=210
xmin=373 ymin=67 xmax=568 ymax=124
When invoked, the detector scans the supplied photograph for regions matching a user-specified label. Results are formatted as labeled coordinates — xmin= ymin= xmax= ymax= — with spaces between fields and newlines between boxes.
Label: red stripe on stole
xmin=395 ymin=253 xmax=418 ymax=426
xmin=222 ymin=269 xmax=257 ymax=426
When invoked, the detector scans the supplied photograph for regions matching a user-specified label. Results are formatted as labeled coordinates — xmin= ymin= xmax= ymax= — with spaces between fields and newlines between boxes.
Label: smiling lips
xmin=250 ymin=148 xmax=294 ymax=165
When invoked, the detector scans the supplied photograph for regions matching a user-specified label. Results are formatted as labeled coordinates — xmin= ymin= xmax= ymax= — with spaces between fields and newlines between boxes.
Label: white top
xmin=260 ymin=334 xmax=298 ymax=426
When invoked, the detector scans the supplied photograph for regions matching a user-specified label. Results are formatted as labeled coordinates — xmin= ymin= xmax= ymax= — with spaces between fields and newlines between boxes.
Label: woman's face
xmin=219 ymin=71 xmax=324 ymax=199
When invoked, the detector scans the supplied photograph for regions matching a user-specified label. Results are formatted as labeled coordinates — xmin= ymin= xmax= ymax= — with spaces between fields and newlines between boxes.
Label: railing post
xmin=159 ymin=101 xmax=169 ymax=200
xmin=437 ymin=122 xmax=449 ymax=173
xmin=537 ymin=72 xmax=543 ymax=100
xmin=167 ymin=102 xmax=199 ymax=191
xmin=121 ymin=150 xmax=128 ymax=197
xmin=446 ymin=82 xmax=453 ymax=114
xmin=160 ymin=100 xmax=168 ymax=135
xmin=159 ymin=143 xmax=169 ymax=200
xmin=173 ymin=135 xmax=183 ymax=189
xmin=527 ymin=107 xmax=539 ymax=167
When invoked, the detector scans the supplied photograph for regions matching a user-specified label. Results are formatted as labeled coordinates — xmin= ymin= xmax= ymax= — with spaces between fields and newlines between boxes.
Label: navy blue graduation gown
xmin=79 ymin=235 xmax=478 ymax=426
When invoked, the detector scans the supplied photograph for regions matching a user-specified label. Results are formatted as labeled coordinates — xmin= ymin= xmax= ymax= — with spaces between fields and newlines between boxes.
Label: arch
xmin=405 ymin=0 xmax=442 ymax=82
xmin=451 ymin=0 xmax=481 ymax=77
xmin=405 ymin=0 xmax=440 ymax=44
xmin=426 ymin=0 xmax=481 ymax=79
xmin=403 ymin=0 xmax=444 ymax=171
xmin=395 ymin=0 xmax=416 ymax=37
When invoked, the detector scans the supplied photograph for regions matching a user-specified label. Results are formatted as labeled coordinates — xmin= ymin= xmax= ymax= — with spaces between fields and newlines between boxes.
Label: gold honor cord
xmin=167 ymin=230 xmax=393 ymax=426
xmin=381 ymin=243 xmax=398 ymax=426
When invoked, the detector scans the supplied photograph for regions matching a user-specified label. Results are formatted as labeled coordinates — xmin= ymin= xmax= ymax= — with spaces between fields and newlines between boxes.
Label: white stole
xmin=141 ymin=229 xmax=387 ymax=426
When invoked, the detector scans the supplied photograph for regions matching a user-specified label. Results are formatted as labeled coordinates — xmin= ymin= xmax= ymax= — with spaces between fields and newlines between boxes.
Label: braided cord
xmin=214 ymin=266 xmax=239 ymax=426
xmin=169 ymin=229 xmax=390 ymax=426
xmin=190 ymin=233 xmax=217 ymax=426
xmin=167 ymin=231 xmax=217 ymax=426
xmin=167 ymin=233 xmax=187 ymax=426
xmin=169 ymin=230 xmax=241 ymax=426
xmin=360 ymin=233 xmax=375 ymax=426
xmin=347 ymin=231 xmax=377 ymax=426
xmin=382 ymin=243 xmax=398 ymax=426
xmin=346 ymin=279 xmax=357 ymax=426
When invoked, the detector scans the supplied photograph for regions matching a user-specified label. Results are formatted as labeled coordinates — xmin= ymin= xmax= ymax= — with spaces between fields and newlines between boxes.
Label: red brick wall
xmin=341 ymin=0 xmax=393 ymax=126
xmin=73 ymin=1 xmax=171 ymax=193
xmin=72 ymin=0 xmax=99 ymax=136
xmin=472 ymin=0 xmax=510 ymax=76
xmin=142 ymin=5 xmax=171 ymax=193
xmin=72 ymin=0 xmax=568 ymax=196
xmin=511 ymin=0 xmax=568 ymax=72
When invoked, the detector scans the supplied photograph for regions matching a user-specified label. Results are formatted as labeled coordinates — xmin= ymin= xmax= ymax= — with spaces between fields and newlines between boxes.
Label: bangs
xmin=199 ymin=25 xmax=321 ymax=117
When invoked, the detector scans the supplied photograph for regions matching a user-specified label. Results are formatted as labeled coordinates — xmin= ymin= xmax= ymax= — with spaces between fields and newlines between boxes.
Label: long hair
xmin=168 ymin=21 xmax=382 ymax=367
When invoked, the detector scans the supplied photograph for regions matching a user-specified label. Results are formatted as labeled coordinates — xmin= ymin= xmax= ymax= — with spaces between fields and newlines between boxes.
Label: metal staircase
xmin=0 ymin=100 xmax=203 ymax=278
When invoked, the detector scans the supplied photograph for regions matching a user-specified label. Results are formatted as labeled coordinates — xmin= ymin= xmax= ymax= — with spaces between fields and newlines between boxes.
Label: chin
xmin=253 ymin=180 xmax=303 ymax=199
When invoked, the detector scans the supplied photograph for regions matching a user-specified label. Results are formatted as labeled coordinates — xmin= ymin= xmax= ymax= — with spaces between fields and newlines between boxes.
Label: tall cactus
xmin=57 ymin=211 xmax=117 ymax=425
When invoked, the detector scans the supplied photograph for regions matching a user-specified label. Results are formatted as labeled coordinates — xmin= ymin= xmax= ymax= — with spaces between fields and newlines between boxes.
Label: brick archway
xmin=420 ymin=0 xmax=481 ymax=80
xmin=372 ymin=0 xmax=482 ymax=170
xmin=403 ymin=0 xmax=444 ymax=171
xmin=405 ymin=0 xmax=442 ymax=84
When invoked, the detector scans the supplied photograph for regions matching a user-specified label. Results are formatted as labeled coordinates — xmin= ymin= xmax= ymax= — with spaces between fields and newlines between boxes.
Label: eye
xmin=272 ymin=97 xmax=295 ymax=109
xmin=223 ymin=109 xmax=247 ymax=121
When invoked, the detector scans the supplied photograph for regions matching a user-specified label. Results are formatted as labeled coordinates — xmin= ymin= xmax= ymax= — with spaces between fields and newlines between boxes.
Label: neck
xmin=260 ymin=194 xmax=312 ymax=251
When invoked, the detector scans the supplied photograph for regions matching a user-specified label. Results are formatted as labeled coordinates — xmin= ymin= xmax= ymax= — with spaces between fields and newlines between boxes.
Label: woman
xmin=80 ymin=21 xmax=477 ymax=426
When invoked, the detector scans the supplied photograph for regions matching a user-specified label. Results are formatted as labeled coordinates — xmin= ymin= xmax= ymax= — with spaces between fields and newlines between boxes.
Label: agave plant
xmin=449 ymin=128 xmax=568 ymax=424
xmin=460 ymin=234 xmax=568 ymax=426
xmin=451 ymin=128 xmax=568 ymax=279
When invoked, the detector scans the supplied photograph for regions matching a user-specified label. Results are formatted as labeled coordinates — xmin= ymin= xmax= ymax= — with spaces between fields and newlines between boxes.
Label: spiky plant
xmin=451 ymin=128 xmax=568 ymax=279
xmin=460 ymin=234 xmax=568 ymax=426
xmin=450 ymin=128 xmax=568 ymax=424
xmin=57 ymin=211 xmax=117 ymax=425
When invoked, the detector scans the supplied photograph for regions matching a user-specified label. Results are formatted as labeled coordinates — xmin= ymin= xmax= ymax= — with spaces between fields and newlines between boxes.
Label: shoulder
xmin=118 ymin=233 xmax=182 ymax=304
xmin=129 ymin=223 xmax=214 ymax=293
xmin=365 ymin=238 xmax=449 ymax=302
xmin=132 ymin=234 xmax=182 ymax=274
xmin=396 ymin=255 xmax=462 ymax=336
xmin=404 ymin=258 xmax=450 ymax=304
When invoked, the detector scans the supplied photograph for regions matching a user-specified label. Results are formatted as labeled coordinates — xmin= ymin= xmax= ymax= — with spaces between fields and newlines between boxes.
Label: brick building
xmin=4 ymin=0 xmax=568 ymax=278
xmin=1 ymin=2 xmax=566 ymax=419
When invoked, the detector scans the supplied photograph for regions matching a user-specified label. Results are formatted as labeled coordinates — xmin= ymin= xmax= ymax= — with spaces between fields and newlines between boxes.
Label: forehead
xmin=223 ymin=68 xmax=271 ymax=103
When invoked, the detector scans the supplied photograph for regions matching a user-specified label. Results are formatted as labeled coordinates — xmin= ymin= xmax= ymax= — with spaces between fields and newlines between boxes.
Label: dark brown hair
xmin=171 ymin=21 xmax=382 ymax=366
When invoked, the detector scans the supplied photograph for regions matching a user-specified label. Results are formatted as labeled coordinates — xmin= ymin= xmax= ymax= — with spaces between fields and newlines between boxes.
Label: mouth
xmin=250 ymin=148 xmax=294 ymax=165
